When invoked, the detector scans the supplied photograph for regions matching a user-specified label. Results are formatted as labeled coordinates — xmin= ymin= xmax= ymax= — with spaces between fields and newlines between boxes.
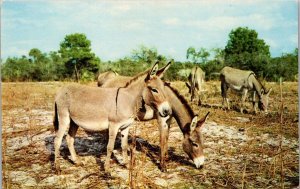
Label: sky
xmin=1 ymin=0 xmax=298 ymax=62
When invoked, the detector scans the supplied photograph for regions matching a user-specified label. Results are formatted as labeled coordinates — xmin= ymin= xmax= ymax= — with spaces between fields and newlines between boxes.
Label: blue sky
xmin=1 ymin=0 xmax=298 ymax=62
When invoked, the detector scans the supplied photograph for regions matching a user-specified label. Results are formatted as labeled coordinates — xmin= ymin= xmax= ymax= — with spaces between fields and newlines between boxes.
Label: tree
xmin=267 ymin=48 xmax=298 ymax=81
xmin=131 ymin=45 xmax=166 ymax=64
xmin=224 ymin=27 xmax=270 ymax=76
xmin=1 ymin=56 xmax=33 ymax=81
xmin=59 ymin=33 xmax=100 ymax=81
xmin=186 ymin=47 xmax=210 ymax=64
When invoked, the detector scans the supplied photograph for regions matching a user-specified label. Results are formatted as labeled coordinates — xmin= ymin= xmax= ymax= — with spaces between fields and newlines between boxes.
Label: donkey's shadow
xmin=45 ymin=131 xmax=194 ymax=171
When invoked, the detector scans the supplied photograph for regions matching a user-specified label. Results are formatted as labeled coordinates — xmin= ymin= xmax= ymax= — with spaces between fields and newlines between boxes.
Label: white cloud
xmin=2 ymin=0 xmax=297 ymax=61
xmin=120 ymin=20 xmax=146 ymax=31
xmin=163 ymin=18 xmax=180 ymax=26
xmin=264 ymin=38 xmax=278 ymax=48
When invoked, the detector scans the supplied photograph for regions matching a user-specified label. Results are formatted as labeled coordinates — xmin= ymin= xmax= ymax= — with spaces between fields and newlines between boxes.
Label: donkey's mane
xmin=123 ymin=69 xmax=151 ymax=88
xmin=164 ymin=82 xmax=195 ymax=117
xmin=250 ymin=72 xmax=267 ymax=92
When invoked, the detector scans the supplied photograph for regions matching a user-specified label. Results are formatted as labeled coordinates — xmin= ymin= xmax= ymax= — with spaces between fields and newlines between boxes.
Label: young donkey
xmin=99 ymin=68 xmax=210 ymax=172
xmin=185 ymin=66 xmax=205 ymax=105
xmin=53 ymin=63 xmax=171 ymax=172
xmin=220 ymin=66 xmax=272 ymax=113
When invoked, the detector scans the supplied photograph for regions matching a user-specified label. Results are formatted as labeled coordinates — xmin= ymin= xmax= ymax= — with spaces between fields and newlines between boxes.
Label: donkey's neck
xmin=118 ymin=75 xmax=147 ymax=114
xmin=251 ymin=74 xmax=264 ymax=98
xmin=165 ymin=85 xmax=194 ymax=134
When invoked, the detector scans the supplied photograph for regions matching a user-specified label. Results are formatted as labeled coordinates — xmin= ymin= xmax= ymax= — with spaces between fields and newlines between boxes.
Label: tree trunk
xmin=74 ymin=64 xmax=79 ymax=82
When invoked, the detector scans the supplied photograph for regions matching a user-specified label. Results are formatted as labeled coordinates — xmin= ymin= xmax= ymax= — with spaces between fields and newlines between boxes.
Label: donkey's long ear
xmin=196 ymin=112 xmax=210 ymax=130
xmin=190 ymin=115 xmax=198 ymax=134
xmin=186 ymin=82 xmax=191 ymax=93
xmin=266 ymin=88 xmax=272 ymax=96
xmin=146 ymin=61 xmax=159 ymax=81
xmin=156 ymin=61 xmax=171 ymax=78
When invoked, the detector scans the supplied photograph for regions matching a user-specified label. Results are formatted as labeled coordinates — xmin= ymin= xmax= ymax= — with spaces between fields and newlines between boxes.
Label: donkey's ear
xmin=146 ymin=61 xmax=159 ymax=81
xmin=185 ymin=82 xmax=191 ymax=92
xmin=266 ymin=88 xmax=272 ymax=96
xmin=196 ymin=112 xmax=210 ymax=130
xmin=260 ymin=88 xmax=265 ymax=95
xmin=190 ymin=115 xmax=198 ymax=133
xmin=156 ymin=61 xmax=171 ymax=78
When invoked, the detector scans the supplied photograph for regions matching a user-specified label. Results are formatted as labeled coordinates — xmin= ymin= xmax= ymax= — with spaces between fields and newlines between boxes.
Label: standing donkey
xmin=98 ymin=69 xmax=210 ymax=172
xmin=220 ymin=66 xmax=272 ymax=113
xmin=53 ymin=63 xmax=171 ymax=172
xmin=185 ymin=66 xmax=205 ymax=105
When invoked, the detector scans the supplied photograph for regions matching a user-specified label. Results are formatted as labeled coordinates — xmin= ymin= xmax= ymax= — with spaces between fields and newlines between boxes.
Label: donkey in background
xmin=97 ymin=70 xmax=118 ymax=87
xmin=98 ymin=67 xmax=210 ymax=172
xmin=220 ymin=66 xmax=272 ymax=113
xmin=53 ymin=62 xmax=171 ymax=172
xmin=185 ymin=66 xmax=205 ymax=105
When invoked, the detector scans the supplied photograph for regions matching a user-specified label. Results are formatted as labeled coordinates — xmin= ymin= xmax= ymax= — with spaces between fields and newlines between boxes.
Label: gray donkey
xmin=220 ymin=66 xmax=272 ymax=113
xmin=98 ymin=68 xmax=210 ymax=172
xmin=185 ymin=66 xmax=205 ymax=105
xmin=53 ymin=62 xmax=171 ymax=172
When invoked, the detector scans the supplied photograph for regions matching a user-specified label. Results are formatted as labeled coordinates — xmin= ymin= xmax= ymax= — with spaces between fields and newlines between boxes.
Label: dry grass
xmin=2 ymin=81 xmax=299 ymax=188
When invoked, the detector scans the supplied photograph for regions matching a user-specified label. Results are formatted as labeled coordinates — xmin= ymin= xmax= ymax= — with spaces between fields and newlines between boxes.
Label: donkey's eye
xmin=189 ymin=139 xmax=199 ymax=148
xmin=151 ymin=88 xmax=158 ymax=93
xmin=192 ymin=142 xmax=199 ymax=148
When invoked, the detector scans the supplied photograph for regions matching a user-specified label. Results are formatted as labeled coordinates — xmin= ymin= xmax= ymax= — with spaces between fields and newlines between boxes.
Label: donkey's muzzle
xmin=194 ymin=156 xmax=205 ymax=168
xmin=158 ymin=101 xmax=172 ymax=118
xmin=160 ymin=108 xmax=171 ymax=117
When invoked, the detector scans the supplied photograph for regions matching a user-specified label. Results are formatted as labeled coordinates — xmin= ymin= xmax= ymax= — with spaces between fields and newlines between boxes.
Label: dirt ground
xmin=2 ymin=81 xmax=299 ymax=188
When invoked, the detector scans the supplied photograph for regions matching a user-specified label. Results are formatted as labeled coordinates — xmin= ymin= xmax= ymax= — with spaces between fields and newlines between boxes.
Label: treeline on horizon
xmin=1 ymin=27 xmax=298 ymax=82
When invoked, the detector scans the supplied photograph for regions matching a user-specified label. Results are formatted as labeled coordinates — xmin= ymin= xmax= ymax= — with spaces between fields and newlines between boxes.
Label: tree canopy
xmin=224 ymin=27 xmax=271 ymax=77
xmin=186 ymin=47 xmax=210 ymax=64
xmin=1 ymin=30 xmax=297 ymax=82
xmin=59 ymin=33 xmax=100 ymax=81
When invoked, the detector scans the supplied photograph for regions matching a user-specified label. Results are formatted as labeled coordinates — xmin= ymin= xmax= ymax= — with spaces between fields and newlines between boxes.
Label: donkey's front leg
xmin=158 ymin=115 xmax=171 ymax=172
xmin=120 ymin=127 xmax=129 ymax=167
xmin=240 ymin=89 xmax=248 ymax=113
xmin=104 ymin=125 xmax=119 ymax=172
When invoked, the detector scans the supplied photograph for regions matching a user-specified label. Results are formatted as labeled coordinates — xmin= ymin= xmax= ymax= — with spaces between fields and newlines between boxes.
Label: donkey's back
xmin=220 ymin=66 xmax=254 ymax=90
xmin=97 ymin=71 xmax=118 ymax=87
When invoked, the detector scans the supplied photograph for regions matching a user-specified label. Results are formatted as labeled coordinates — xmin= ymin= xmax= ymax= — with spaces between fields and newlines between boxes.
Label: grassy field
xmin=2 ymin=81 xmax=299 ymax=188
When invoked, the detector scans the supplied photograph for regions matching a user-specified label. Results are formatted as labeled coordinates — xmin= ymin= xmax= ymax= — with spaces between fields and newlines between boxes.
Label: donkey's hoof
xmin=104 ymin=163 xmax=111 ymax=173
xmin=54 ymin=164 xmax=61 ymax=174
xmin=159 ymin=165 xmax=168 ymax=172
xmin=198 ymin=100 xmax=202 ymax=106
xmin=120 ymin=162 xmax=129 ymax=168
xmin=161 ymin=167 xmax=167 ymax=172
xmin=74 ymin=160 xmax=83 ymax=166
xmin=68 ymin=156 xmax=82 ymax=166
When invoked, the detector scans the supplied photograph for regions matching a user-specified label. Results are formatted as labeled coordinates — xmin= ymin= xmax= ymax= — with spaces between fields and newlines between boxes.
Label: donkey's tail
xmin=53 ymin=102 xmax=59 ymax=132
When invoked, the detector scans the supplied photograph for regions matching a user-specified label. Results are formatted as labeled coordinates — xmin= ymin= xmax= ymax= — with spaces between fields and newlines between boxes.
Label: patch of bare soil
xmin=2 ymin=81 xmax=299 ymax=188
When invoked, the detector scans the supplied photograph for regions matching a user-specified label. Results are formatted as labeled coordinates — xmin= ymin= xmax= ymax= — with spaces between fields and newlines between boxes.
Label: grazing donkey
xmin=98 ymin=69 xmax=210 ymax=171
xmin=53 ymin=63 xmax=171 ymax=172
xmin=185 ymin=66 xmax=205 ymax=105
xmin=220 ymin=66 xmax=272 ymax=113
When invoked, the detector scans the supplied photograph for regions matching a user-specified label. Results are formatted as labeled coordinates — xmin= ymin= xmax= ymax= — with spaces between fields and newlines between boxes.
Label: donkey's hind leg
xmin=104 ymin=124 xmax=119 ymax=172
xmin=66 ymin=120 xmax=80 ymax=165
xmin=54 ymin=110 xmax=70 ymax=172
